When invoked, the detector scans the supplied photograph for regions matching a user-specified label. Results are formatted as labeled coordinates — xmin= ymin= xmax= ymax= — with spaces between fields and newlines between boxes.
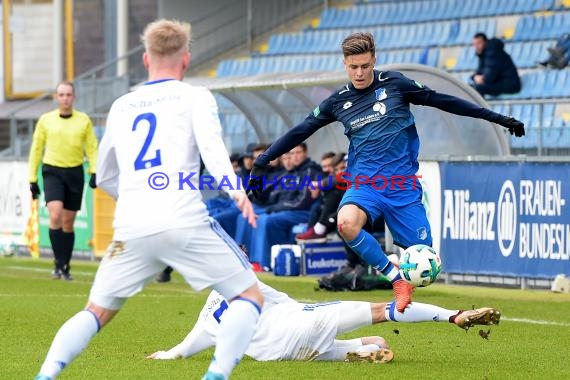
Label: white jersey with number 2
xmin=97 ymin=79 xmax=242 ymax=240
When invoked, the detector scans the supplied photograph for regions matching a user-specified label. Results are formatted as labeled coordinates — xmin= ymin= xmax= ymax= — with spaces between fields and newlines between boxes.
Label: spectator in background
xmin=539 ymin=33 xmax=570 ymax=69
xmin=209 ymin=143 xmax=272 ymax=237
xmin=230 ymin=153 xmax=241 ymax=173
xmin=28 ymin=81 xmax=98 ymax=281
xmin=320 ymin=151 xmax=336 ymax=176
xmin=470 ymin=32 xmax=521 ymax=97
xmin=237 ymin=142 xmax=257 ymax=178
xmin=234 ymin=151 xmax=295 ymax=260
xmin=246 ymin=143 xmax=321 ymax=268
xmin=297 ymin=152 xmax=344 ymax=243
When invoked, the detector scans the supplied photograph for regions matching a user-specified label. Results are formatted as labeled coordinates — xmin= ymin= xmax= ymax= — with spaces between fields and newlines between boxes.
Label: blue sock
xmin=346 ymin=230 xmax=401 ymax=282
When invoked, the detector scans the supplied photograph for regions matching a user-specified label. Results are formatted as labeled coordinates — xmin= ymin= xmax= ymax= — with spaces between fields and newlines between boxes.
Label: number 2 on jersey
xmin=213 ymin=300 xmax=229 ymax=324
xmin=133 ymin=112 xmax=162 ymax=170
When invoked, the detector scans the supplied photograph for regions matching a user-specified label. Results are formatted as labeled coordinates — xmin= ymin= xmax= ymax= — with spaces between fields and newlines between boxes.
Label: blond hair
xmin=141 ymin=19 xmax=191 ymax=57
xmin=341 ymin=32 xmax=376 ymax=57
xmin=55 ymin=80 xmax=75 ymax=95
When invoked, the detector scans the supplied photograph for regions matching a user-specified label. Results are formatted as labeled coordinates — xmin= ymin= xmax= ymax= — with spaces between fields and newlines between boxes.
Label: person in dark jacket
xmin=471 ymin=33 xmax=521 ymax=97
xmin=246 ymin=144 xmax=322 ymax=268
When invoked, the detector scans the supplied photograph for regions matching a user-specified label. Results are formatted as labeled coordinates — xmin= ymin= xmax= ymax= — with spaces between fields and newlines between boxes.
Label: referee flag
xmin=24 ymin=199 xmax=40 ymax=258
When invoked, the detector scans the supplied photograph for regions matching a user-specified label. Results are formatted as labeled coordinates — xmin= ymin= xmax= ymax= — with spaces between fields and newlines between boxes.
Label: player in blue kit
xmin=248 ymin=32 xmax=525 ymax=312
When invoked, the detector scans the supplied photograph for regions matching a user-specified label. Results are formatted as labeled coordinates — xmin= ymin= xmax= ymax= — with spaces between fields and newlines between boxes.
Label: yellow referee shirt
xmin=28 ymin=109 xmax=98 ymax=182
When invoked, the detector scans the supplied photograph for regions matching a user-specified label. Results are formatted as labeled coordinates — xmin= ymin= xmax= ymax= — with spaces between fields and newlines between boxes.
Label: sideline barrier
xmin=439 ymin=161 xmax=570 ymax=279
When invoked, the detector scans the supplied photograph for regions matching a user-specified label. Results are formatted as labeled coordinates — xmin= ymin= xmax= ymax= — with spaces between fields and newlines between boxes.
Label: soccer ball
xmin=398 ymin=244 xmax=442 ymax=287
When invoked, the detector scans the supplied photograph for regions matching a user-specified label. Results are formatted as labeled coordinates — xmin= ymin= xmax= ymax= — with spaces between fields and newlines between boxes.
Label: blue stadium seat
xmin=510 ymin=104 xmax=524 ymax=121
xmin=529 ymin=104 xmax=542 ymax=129
xmin=318 ymin=8 xmax=336 ymax=29
xmin=452 ymin=47 xmax=477 ymax=71
xmin=513 ymin=15 xmax=532 ymax=41
xmin=492 ymin=104 xmax=506 ymax=115
xmin=543 ymin=127 xmax=561 ymax=149
xmin=324 ymin=8 xmax=341 ymax=28
xmin=517 ymin=42 xmax=535 ymax=68
xmin=499 ymin=0 xmax=516 ymax=15
xmin=523 ymin=72 xmax=545 ymax=99
xmin=544 ymin=70 xmax=560 ymax=98
xmin=541 ymin=103 xmax=556 ymax=128
xmin=524 ymin=129 xmax=539 ymax=149
xmin=426 ymin=48 xmax=439 ymax=67
xmin=487 ymin=0 xmax=502 ymax=16
xmin=558 ymin=125 xmax=570 ymax=148
xmin=512 ymin=0 xmax=527 ymax=13
xmin=541 ymin=0 xmax=555 ymax=11
xmin=520 ymin=104 xmax=534 ymax=127
xmin=216 ymin=60 xmax=230 ymax=77
xmin=511 ymin=134 xmax=526 ymax=149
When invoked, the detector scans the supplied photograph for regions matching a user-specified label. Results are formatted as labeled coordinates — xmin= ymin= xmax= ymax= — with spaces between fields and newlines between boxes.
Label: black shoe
xmin=62 ymin=272 xmax=73 ymax=281
xmin=155 ymin=271 xmax=171 ymax=283
xmin=52 ymin=269 xmax=62 ymax=280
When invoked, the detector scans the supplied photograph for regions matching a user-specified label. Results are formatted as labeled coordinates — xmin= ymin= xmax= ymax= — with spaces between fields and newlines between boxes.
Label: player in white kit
xmin=35 ymin=20 xmax=263 ymax=380
xmin=148 ymin=281 xmax=501 ymax=363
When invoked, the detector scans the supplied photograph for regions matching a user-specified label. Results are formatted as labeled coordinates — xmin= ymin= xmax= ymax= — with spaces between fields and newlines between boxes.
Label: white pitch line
xmin=502 ymin=317 xmax=570 ymax=327
xmin=0 ymin=293 xmax=193 ymax=298
xmin=2 ymin=265 xmax=94 ymax=276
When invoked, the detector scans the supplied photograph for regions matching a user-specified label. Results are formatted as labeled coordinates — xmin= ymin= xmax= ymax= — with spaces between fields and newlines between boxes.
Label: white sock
xmin=313 ymin=222 xmax=327 ymax=235
xmin=356 ymin=344 xmax=381 ymax=353
xmin=207 ymin=298 xmax=261 ymax=378
xmin=385 ymin=302 xmax=458 ymax=323
xmin=38 ymin=310 xmax=100 ymax=378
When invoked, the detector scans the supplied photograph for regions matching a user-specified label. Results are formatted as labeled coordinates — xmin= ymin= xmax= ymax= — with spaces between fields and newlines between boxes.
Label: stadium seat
xmin=452 ymin=47 xmax=477 ymax=72
xmin=513 ymin=16 xmax=532 ymax=41
xmin=543 ymin=127 xmax=561 ymax=149
xmin=558 ymin=125 xmax=570 ymax=148
xmin=543 ymin=103 xmax=556 ymax=127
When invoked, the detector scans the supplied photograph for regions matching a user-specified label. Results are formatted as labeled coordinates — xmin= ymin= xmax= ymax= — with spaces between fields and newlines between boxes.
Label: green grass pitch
xmin=1 ymin=257 xmax=569 ymax=379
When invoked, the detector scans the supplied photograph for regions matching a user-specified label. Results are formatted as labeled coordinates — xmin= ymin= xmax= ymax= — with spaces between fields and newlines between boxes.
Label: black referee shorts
xmin=42 ymin=164 xmax=85 ymax=211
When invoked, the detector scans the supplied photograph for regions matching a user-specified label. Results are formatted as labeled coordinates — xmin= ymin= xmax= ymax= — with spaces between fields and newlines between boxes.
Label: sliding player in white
xmin=149 ymin=281 xmax=501 ymax=363
xmin=35 ymin=20 xmax=262 ymax=380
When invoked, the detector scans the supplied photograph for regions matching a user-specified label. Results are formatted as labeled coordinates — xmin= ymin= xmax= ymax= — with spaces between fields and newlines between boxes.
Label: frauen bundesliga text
xmin=147 ymin=172 xmax=422 ymax=191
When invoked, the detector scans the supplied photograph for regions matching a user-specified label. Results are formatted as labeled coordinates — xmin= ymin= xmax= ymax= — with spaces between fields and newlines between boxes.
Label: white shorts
xmin=247 ymin=300 xmax=372 ymax=361
xmin=89 ymin=218 xmax=257 ymax=309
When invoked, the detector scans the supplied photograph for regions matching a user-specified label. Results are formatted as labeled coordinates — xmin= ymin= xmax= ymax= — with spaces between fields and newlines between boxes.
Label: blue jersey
xmin=313 ymin=70 xmax=423 ymax=179
xmin=256 ymin=70 xmax=503 ymax=183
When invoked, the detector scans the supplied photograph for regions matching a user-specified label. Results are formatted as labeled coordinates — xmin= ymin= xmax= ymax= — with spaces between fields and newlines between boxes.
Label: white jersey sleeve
xmin=170 ymin=290 xmax=226 ymax=358
xmin=96 ymin=106 xmax=119 ymax=200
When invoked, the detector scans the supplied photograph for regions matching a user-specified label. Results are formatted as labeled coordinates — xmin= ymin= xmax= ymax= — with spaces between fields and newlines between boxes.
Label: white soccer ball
xmin=398 ymin=244 xmax=442 ymax=287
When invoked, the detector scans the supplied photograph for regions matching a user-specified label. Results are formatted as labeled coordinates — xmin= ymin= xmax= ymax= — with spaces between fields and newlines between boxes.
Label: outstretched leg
xmin=337 ymin=204 xmax=413 ymax=312
xmin=35 ymin=303 xmax=120 ymax=380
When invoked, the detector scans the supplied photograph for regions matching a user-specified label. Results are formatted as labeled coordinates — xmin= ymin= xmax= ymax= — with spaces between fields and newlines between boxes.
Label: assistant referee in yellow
xmin=28 ymin=81 xmax=98 ymax=281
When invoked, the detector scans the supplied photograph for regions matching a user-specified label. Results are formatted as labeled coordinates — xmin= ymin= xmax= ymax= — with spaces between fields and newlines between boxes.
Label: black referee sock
xmin=49 ymin=228 xmax=64 ymax=271
xmin=61 ymin=231 xmax=75 ymax=274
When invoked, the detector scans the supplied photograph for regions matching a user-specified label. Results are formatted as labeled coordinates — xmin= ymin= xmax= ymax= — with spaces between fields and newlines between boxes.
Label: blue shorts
xmin=338 ymin=185 xmax=432 ymax=249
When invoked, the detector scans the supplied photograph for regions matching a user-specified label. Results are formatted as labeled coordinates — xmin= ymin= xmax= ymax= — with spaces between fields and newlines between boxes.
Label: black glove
xmin=89 ymin=173 xmax=97 ymax=189
xmin=496 ymin=115 xmax=525 ymax=137
xmin=246 ymin=164 xmax=270 ymax=199
xmin=30 ymin=182 xmax=40 ymax=199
